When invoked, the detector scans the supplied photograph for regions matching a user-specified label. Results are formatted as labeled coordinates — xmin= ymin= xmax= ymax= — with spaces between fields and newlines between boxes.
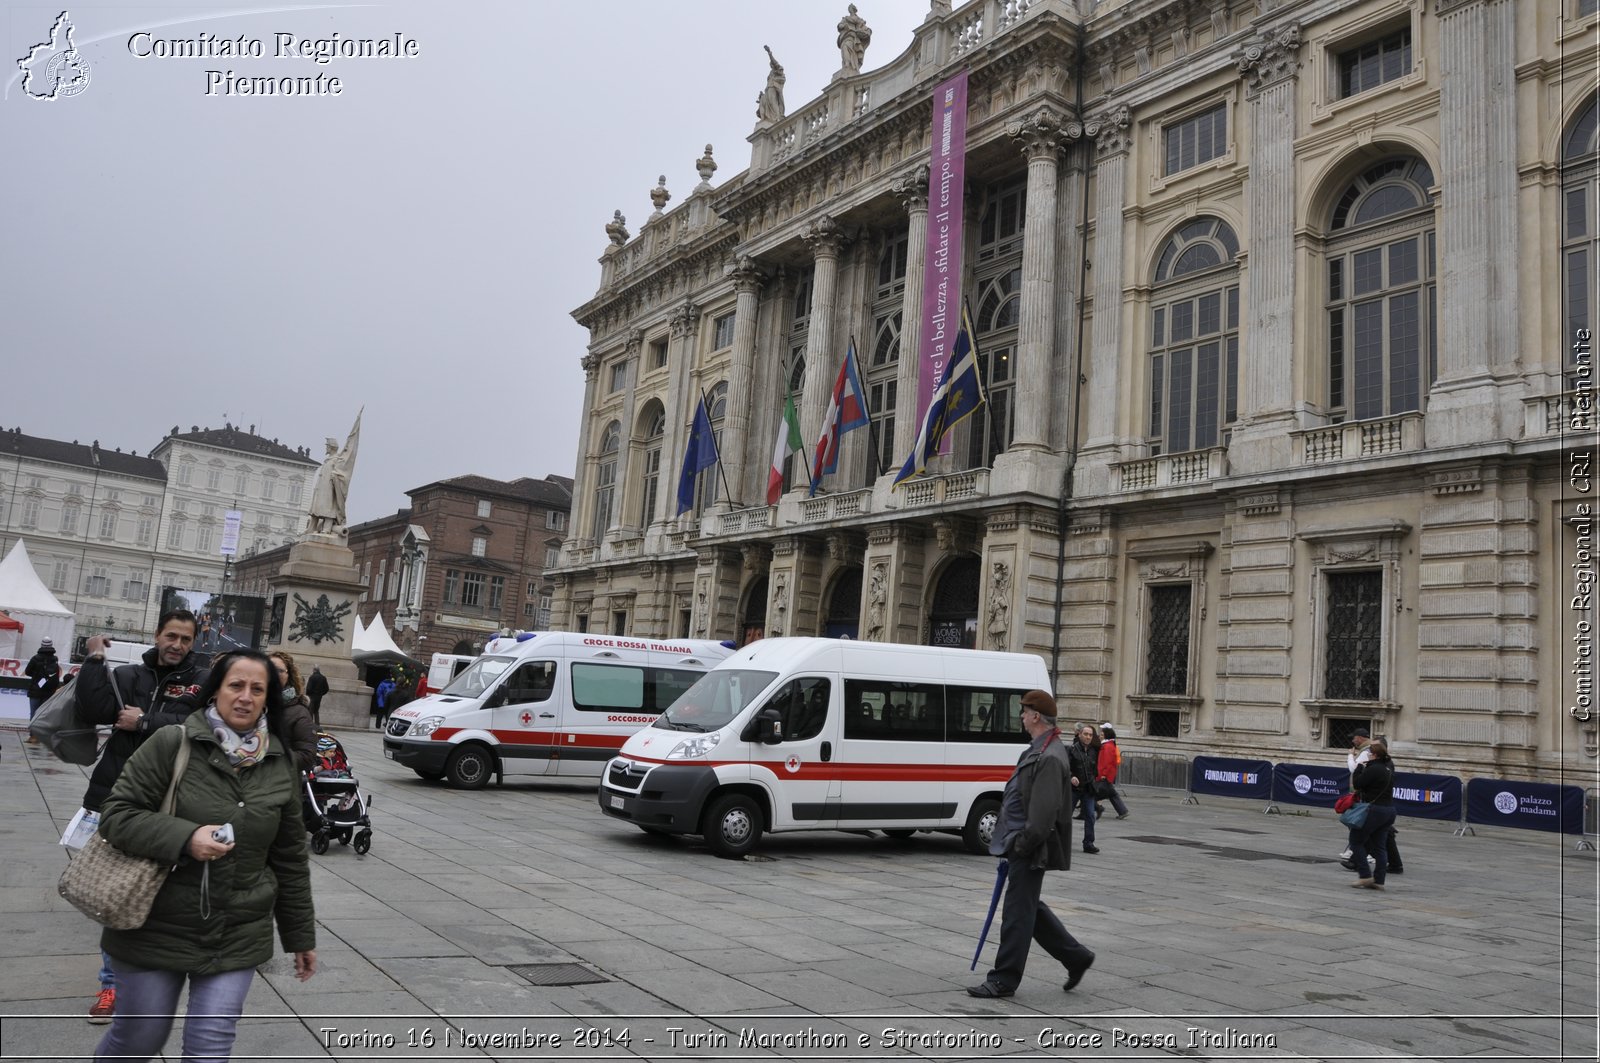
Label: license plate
xmin=609 ymin=795 xmax=624 ymax=810
xmin=383 ymin=749 xmax=394 ymax=760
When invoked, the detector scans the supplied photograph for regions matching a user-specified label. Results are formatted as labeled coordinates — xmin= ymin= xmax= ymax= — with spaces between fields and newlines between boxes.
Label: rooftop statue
xmin=756 ymin=45 xmax=785 ymax=123
xmin=837 ymin=4 xmax=871 ymax=75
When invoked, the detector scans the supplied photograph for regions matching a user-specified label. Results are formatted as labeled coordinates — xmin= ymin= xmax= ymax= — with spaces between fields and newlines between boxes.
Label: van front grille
xmin=607 ymin=761 xmax=646 ymax=791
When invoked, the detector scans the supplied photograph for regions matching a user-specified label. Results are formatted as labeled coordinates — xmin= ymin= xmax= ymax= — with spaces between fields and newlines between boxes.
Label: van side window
xmin=762 ymin=676 xmax=831 ymax=742
xmin=648 ymin=667 xmax=702 ymax=713
xmin=571 ymin=662 xmax=645 ymax=711
xmin=946 ymin=686 xmax=1030 ymax=743
xmin=504 ymin=661 xmax=556 ymax=704
xmin=842 ymin=680 xmax=944 ymax=742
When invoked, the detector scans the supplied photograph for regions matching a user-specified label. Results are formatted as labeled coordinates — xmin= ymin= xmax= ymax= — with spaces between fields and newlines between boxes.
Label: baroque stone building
xmin=0 ymin=423 xmax=319 ymax=642
xmin=554 ymin=0 xmax=1598 ymax=782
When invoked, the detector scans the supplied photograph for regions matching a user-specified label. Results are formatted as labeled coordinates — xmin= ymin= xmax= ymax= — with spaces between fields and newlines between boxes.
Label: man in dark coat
xmin=73 ymin=610 xmax=204 ymax=1024
xmin=305 ymin=667 xmax=329 ymax=726
xmin=23 ymin=637 xmax=62 ymax=740
xmin=968 ymin=690 xmax=1095 ymax=999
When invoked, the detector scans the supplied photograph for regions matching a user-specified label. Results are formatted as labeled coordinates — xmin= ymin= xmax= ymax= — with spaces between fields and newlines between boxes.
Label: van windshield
xmin=655 ymin=668 xmax=777 ymax=732
xmin=440 ymin=656 xmax=513 ymax=698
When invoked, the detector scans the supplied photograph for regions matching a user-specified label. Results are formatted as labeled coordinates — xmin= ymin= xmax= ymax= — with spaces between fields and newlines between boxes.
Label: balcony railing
xmin=707 ymin=505 xmax=776 ymax=537
xmin=1523 ymin=389 xmax=1595 ymax=438
xmin=1293 ymin=412 xmax=1423 ymax=466
xmin=1112 ymin=447 xmax=1228 ymax=493
xmin=898 ymin=468 xmax=991 ymax=509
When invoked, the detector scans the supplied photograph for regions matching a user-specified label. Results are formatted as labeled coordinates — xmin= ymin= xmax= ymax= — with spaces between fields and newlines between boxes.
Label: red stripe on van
xmin=427 ymin=729 xmax=630 ymax=750
xmin=615 ymin=754 xmax=1014 ymax=783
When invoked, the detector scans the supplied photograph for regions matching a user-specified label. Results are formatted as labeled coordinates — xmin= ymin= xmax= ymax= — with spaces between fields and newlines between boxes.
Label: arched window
xmin=1325 ymin=158 xmax=1436 ymax=421
xmin=637 ymin=406 xmax=665 ymax=527
xmin=591 ymin=422 xmax=620 ymax=541
xmin=1563 ymin=95 xmax=1599 ymax=352
xmin=965 ymin=266 xmax=1021 ymax=470
xmin=1148 ymin=218 xmax=1240 ymax=454
xmin=694 ymin=382 xmax=729 ymax=515
xmin=929 ymin=556 xmax=980 ymax=648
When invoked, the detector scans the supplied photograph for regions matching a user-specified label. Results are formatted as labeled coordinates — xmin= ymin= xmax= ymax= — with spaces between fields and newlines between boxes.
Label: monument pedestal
xmin=265 ymin=535 xmax=370 ymax=730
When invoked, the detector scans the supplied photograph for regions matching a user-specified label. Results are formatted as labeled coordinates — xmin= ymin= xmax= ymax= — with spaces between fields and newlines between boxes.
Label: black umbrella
xmin=970 ymin=858 xmax=1008 ymax=971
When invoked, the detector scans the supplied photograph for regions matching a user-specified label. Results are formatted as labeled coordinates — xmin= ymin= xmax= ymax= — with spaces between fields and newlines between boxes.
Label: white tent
xmin=0 ymin=610 xmax=21 ymax=659
xmin=0 ymin=540 xmax=75 ymax=656
xmin=351 ymin=612 xmax=405 ymax=656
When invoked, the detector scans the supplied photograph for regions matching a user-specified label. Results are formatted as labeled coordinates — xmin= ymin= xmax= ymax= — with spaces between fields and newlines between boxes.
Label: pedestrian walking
xmin=305 ymin=666 xmax=329 ymax=726
xmin=1096 ymin=724 xmax=1130 ymax=819
xmin=967 ymin=690 xmax=1095 ymax=998
xmin=1346 ymin=740 xmax=1397 ymax=891
xmin=23 ymin=637 xmax=61 ymax=742
xmin=1066 ymin=723 xmax=1100 ymax=853
xmin=1341 ymin=727 xmax=1404 ymax=875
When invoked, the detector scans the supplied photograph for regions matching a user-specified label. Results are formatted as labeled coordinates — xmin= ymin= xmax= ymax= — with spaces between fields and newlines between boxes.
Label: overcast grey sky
xmin=3 ymin=0 xmax=930 ymax=523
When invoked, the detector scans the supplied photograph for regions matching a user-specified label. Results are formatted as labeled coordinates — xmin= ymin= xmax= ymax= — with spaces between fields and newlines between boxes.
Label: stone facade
xmin=554 ymin=0 xmax=1598 ymax=782
xmin=0 ymin=423 xmax=318 ymax=642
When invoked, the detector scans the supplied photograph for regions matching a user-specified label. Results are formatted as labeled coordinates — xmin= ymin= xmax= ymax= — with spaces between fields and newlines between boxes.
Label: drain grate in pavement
xmin=1126 ymin=835 xmax=1336 ymax=864
xmin=506 ymin=963 xmax=609 ymax=986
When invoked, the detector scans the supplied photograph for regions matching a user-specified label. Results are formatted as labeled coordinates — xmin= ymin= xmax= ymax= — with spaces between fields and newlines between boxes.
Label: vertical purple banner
xmin=916 ymin=70 xmax=969 ymax=452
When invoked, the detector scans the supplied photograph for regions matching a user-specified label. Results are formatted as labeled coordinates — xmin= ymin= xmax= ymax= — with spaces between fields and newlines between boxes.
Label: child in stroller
xmin=303 ymin=732 xmax=373 ymax=855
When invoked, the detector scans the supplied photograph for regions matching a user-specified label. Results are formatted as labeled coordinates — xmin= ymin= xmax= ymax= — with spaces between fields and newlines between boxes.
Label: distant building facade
xmin=0 ymin=423 xmax=319 ymax=642
xmin=235 ymin=472 xmax=573 ymax=660
xmin=554 ymin=0 xmax=1597 ymax=781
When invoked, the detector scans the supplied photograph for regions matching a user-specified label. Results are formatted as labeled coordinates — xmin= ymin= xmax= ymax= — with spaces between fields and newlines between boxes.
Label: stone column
xmin=1005 ymin=107 xmax=1067 ymax=452
xmin=723 ymin=258 xmax=767 ymax=507
xmin=659 ymin=302 xmax=701 ymax=523
xmin=801 ymin=217 xmax=847 ymax=449
xmin=616 ymin=329 xmax=643 ymax=529
xmin=572 ymin=352 xmax=602 ymax=545
xmin=1228 ymin=24 xmax=1302 ymax=475
xmin=892 ymin=169 xmax=930 ymax=462
xmin=1429 ymin=0 xmax=1521 ymax=445
xmin=1077 ymin=107 xmax=1133 ymax=492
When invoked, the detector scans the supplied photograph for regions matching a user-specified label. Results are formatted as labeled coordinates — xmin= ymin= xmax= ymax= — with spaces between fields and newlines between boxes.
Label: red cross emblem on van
xmin=520 ymin=711 xmax=533 ymax=726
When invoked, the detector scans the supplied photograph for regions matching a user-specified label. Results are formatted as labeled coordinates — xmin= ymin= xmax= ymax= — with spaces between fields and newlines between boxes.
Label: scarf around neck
xmin=204 ymin=705 xmax=270 ymax=768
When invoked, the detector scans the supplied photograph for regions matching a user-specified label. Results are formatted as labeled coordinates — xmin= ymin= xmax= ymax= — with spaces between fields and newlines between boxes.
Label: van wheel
xmin=883 ymin=829 xmax=916 ymax=840
xmin=962 ymin=798 xmax=1001 ymax=855
xmin=702 ymin=793 xmax=762 ymax=858
xmin=445 ymin=745 xmax=494 ymax=790
xmin=413 ymin=769 xmax=444 ymax=782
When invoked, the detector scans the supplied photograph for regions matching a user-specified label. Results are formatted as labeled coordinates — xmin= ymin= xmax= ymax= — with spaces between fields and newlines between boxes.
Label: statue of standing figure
xmin=306 ymin=411 xmax=362 ymax=537
xmin=756 ymin=45 xmax=786 ymax=123
xmin=837 ymin=4 xmax=871 ymax=74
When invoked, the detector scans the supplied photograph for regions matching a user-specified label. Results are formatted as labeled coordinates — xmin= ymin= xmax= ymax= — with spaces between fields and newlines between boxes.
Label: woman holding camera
xmin=93 ymin=649 xmax=316 ymax=1062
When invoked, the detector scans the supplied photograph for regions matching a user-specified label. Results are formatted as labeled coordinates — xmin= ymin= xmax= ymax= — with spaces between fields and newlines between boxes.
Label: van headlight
xmin=667 ymin=733 xmax=720 ymax=760
xmin=410 ymin=715 xmax=446 ymax=737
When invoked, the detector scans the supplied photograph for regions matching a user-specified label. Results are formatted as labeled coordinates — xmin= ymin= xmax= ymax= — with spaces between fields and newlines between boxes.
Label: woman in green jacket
xmin=93 ymin=649 xmax=317 ymax=1062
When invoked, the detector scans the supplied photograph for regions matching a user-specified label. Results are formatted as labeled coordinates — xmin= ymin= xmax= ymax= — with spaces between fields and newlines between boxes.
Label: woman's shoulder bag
xmin=58 ymin=736 xmax=193 ymax=930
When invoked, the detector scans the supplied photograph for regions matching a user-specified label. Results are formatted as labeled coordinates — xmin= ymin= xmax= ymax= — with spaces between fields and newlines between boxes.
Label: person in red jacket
xmin=1096 ymin=724 xmax=1130 ymax=820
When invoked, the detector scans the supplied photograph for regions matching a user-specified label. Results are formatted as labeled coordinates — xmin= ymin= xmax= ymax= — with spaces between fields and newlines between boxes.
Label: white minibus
xmin=597 ymin=637 xmax=1050 ymax=856
xmin=383 ymin=632 xmax=735 ymax=789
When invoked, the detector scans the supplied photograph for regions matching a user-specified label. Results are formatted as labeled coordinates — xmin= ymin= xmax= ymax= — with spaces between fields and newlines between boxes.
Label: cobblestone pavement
xmin=2 ymin=723 xmax=1595 ymax=1062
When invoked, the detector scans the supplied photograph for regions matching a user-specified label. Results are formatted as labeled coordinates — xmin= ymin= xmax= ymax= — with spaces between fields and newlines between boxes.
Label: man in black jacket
xmin=23 ymin=637 xmax=62 ymax=741
xmin=306 ymin=666 xmax=330 ymax=725
xmin=968 ymin=690 xmax=1095 ymax=999
xmin=73 ymin=609 xmax=204 ymax=1024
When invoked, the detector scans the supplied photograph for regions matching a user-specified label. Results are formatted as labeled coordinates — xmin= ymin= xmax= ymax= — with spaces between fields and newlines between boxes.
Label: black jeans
xmin=1349 ymin=805 xmax=1397 ymax=885
xmin=986 ymin=863 xmax=1092 ymax=991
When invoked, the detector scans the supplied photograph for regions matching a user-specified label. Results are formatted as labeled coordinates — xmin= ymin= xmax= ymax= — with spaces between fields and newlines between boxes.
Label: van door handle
xmin=538 ymin=712 xmax=555 ymax=719
xmin=821 ymin=741 xmax=832 ymax=762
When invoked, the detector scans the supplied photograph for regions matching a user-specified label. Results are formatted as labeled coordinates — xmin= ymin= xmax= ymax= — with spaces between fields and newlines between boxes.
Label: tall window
xmin=544 ymin=543 xmax=561 ymax=568
xmin=206 ymin=463 xmax=222 ymax=490
xmin=489 ymin=575 xmax=505 ymax=611
xmin=1143 ymin=584 xmax=1193 ymax=694
xmin=694 ymin=382 xmax=728 ymax=514
xmin=289 ymin=479 xmax=304 ymax=504
xmin=638 ymin=407 xmax=664 ymax=526
xmin=1324 ymin=570 xmax=1383 ymax=699
xmin=1149 ymin=218 xmax=1240 ymax=454
xmin=476 ymin=499 xmax=492 ymax=517
xmin=966 ymin=266 xmax=1020 ymax=469
xmin=867 ymin=232 xmax=907 ymax=478
xmin=712 ymin=311 xmax=737 ymax=350
xmin=86 ymin=566 xmax=110 ymax=597
xmin=100 ymin=509 xmax=118 ymax=538
xmin=50 ymin=560 xmax=69 ymax=591
xmin=234 ymin=465 xmax=250 ymax=494
xmin=592 ymin=422 xmax=620 ymax=540
xmin=167 ymin=518 xmax=186 ymax=550
xmin=1563 ymin=95 xmax=1598 ymax=352
xmin=1164 ymin=102 xmax=1227 ymax=176
xmin=177 ymin=461 xmax=193 ymax=486
xmin=1325 ymin=158 xmax=1436 ymax=421
xmin=461 ymin=572 xmax=484 ymax=607
xmin=59 ymin=500 xmax=80 ymax=535
xmin=649 ymin=337 xmax=669 ymax=370
xmin=470 ymin=537 xmax=487 ymax=557
xmin=21 ymin=497 xmax=40 ymax=528
xmin=261 ymin=473 xmax=275 ymax=501
xmin=136 ymin=516 xmax=153 ymax=544
xmin=1337 ymin=26 xmax=1411 ymax=99
xmin=196 ymin=523 xmax=214 ymax=554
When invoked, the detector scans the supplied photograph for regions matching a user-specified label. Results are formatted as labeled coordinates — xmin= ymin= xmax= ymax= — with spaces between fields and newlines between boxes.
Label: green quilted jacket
xmin=98 ymin=714 xmax=316 ymax=975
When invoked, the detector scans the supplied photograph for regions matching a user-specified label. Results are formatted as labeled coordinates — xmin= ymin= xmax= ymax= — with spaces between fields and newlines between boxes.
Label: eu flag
xmin=675 ymin=396 xmax=720 ymax=515
xmin=893 ymin=303 xmax=985 ymax=486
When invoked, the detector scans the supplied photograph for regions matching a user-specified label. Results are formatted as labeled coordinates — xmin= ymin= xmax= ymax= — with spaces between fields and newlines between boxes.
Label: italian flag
xmin=767 ymin=389 xmax=803 ymax=505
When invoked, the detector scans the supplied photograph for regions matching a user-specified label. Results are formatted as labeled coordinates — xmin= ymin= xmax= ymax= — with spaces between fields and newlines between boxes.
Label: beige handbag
xmin=58 ymin=737 xmax=192 ymax=930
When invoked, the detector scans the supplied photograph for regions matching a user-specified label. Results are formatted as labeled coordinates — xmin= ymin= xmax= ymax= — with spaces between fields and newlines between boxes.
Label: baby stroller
xmin=302 ymin=732 xmax=373 ymax=855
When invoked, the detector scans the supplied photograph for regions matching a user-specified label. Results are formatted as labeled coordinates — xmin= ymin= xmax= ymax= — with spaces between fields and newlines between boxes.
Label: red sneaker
xmin=88 ymin=988 xmax=115 ymax=1024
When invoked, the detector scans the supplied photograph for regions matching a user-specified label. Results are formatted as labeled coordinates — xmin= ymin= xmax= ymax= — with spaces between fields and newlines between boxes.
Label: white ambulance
xmin=596 ymin=637 xmax=1051 ymax=857
xmin=382 ymin=632 xmax=736 ymax=789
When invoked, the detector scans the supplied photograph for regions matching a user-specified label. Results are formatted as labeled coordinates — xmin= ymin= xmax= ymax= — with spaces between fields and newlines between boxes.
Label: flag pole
xmin=967 ymin=297 xmax=1003 ymax=465
xmin=701 ymin=386 xmax=738 ymax=508
xmin=853 ymin=335 xmax=884 ymax=477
